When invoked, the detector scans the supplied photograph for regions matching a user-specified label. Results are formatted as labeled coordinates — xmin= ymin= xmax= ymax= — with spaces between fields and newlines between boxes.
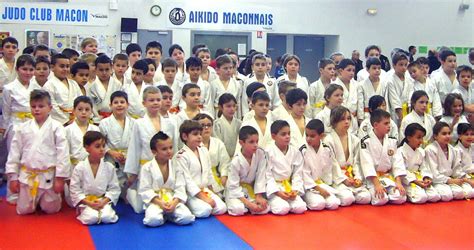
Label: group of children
xmin=0 ymin=36 xmax=473 ymax=227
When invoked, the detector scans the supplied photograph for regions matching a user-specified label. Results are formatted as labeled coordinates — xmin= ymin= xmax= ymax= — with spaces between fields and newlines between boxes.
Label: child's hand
xmin=246 ymin=201 xmax=262 ymax=213
xmin=465 ymin=178 xmax=474 ymax=188
xmin=166 ymin=199 xmax=179 ymax=213
xmin=109 ymin=150 xmax=125 ymax=165
xmin=197 ymin=191 xmax=216 ymax=208
xmin=343 ymin=178 xmax=355 ymax=187
xmin=395 ymin=183 xmax=406 ymax=196
xmin=288 ymin=190 xmax=298 ymax=200
xmin=89 ymin=200 xmax=103 ymax=211
xmin=152 ymin=196 xmax=165 ymax=208
xmin=9 ymin=180 xmax=19 ymax=193
xmin=447 ymin=178 xmax=464 ymax=186
xmin=414 ymin=180 xmax=427 ymax=188
xmin=54 ymin=178 xmax=65 ymax=193
xmin=127 ymin=174 xmax=137 ymax=187
xmin=97 ymin=197 xmax=110 ymax=209
xmin=318 ymin=188 xmax=330 ymax=198
xmin=220 ymin=176 xmax=228 ymax=187
xmin=276 ymin=191 xmax=290 ymax=201
xmin=374 ymin=183 xmax=386 ymax=199
xmin=255 ymin=194 xmax=268 ymax=210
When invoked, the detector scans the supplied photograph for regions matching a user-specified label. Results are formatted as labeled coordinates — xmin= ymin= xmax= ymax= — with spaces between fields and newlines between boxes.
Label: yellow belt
xmin=211 ymin=166 xmax=222 ymax=186
xmin=426 ymin=103 xmax=432 ymax=114
xmin=139 ymin=159 xmax=150 ymax=166
xmin=277 ymin=179 xmax=292 ymax=193
xmin=315 ymin=179 xmax=324 ymax=185
xmin=20 ymin=165 xmax=55 ymax=199
xmin=377 ymin=171 xmax=395 ymax=186
xmin=59 ymin=107 xmax=74 ymax=121
xmin=155 ymin=188 xmax=173 ymax=203
xmin=410 ymin=170 xmax=423 ymax=188
xmin=402 ymin=103 xmax=409 ymax=118
xmin=240 ymin=182 xmax=255 ymax=199
xmin=85 ymin=194 xmax=104 ymax=202
xmin=313 ymin=101 xmax=326 ymax=109
xmin=341 ymin=165 xmax=354 ymax=178
xmin=13 ymin=111 xmax=33 ymax=120
xmin=129 ymin=112 xmax=141 ymax=119
xmin=70 ymin=157 xmax=79 ymax=166
xmin=468 ymin=173 xmax=474 ymax=179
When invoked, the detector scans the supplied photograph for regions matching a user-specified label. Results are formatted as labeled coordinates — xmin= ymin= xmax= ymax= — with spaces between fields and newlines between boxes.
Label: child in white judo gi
xmin=308 ymin=58 xmax=336 ymax=118
xmin=139 ymin=132 xmax=195 ymax=227
xmin=357 ymin=57 xmax=388 ymax=123
xmin=395 ymin=123 xmax=440 ymax=203
xmin=455 ymin=123 xmax=474 ymax=187
xmin=175 ymin=120 xmax=227 ymax=218
xmin=6 ymin=89 xmax=70 ymax=214
xmin=360 ymin=109 xmax=407 ymax=205
xmin=213 ymin=93 xmax=241 ymax=157
xmin=285 ymin=88 xmax=308 ymax=149
xmin=426 ymin=122 xmax=474 ymax=201
xmin=226 ymin=126 xmax=269 ymax=216
xmin=301 ymin=119 xmax=346 ymax=210
xmin=266 ymin=120 xmax=307 ymax=215
xmin=399 ymin=90 xmax=436 ymax=145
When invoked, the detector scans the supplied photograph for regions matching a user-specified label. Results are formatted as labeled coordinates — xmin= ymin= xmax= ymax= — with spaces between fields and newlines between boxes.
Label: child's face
xmin=305 ymin=128 xmax=324 ymax=148
xmin=252 ymin=100 xmax=270 ymax=118
xmin=442 ymin=55 xmax=457 ymax=72
xmin=17 ymin=63 xmax=35 ymax=83
xmin=146 ymin=48 xmax=162 ymax=64
xmin=367 ymin=49 xmax=380 ymax=58
xmin=74 ymin=69 xmax=90 ymax=86
xmin=327 ymin=89 xmax=344 ymax=108
xmin=143 ymin=92 xmax=162 ymax=113
xmin=2 ymin=42 xmax=18 ymax=59
xmin=368 ymin=64 xmax=381 ymax=78
xmin=184 ymin=88 xmax=201 ymax=108
xmin=96 ymin=63 xmax=112 ymax=82
xmin=266 ymin=57 xmax=272 ymax=73
xmin=69 ymin=56 xmax=79 ymax=66
xmin=129 ymin=51 xmax=141 ymax=65
xmin=163 ymin=67 xmax=177 ymax=82
xmin=35 ymin=62 xmax=50 ymax=83
xmin=52 ymin=58 xmax=70 ymax=80
xmin=217 ymin=63 xmax=233 ymax=80
xmin=85 ymin=139 xmax=106 ymax=160
xmin=110 ymin=96 xmax=129 ymax=116
xmin=373 ymin=117 xmax=391 ymax=136
xmin=285 ymin=59 xmax=300 ymax=75
xmin=459 ymin=130 xmax=474 ymax=147
xmin=197 ymin=52 xmax=211 ymax=68
xmin=239 ymin=134 xmax=259 ymax=155
xmin=334 ymin=111 xmax=352 ymax=132
xmin=73 ymin=102 xmax=92 ymax=122
xmin=378 ymin=101 xmax=387 ymax=111
xmin=30 ymin=98 xmax=52 ymax=122
xmin=131 ymin=68 xmax=144 ymax=84
xmin=160 ymin=92 xmax=173 ymax=111
xmin=144 ymin=64 xmax=156 ymax=82
xmin=183 ymin=130 xmax=202 ymax=149
xmin=409 ymin=66 xmax=423 ymax=81
xmin=113 ymin=59 xmax=128 ymax=77
xmin=171 ymin=49 xmax=184 ymax=65
xmin=458 ymin=70 xmax=472 ymax=87
xmin=187 ymin=66 xmax=202 ymax=81
xmin=229 ymin=54 xmax=240 ymax=68
xmin=290 ymin=99 xmax=307 ymax=117
xmin=451 ymin=98 xmax=463 ymax=116
xmin=34 ymin=50 xmax=50 ymax=61
xmin=339 ymin=65 xmax=355 ymax=81
xmin=252 ymin=59 xmax=267 ymax=76
xmin=407 ymin=130 xmax=425 ymax=150
xmin=394 ymin=59 xmax=408 ymax=75
xmin=221 ymin=101 xmax=236 ymax=118
xmin=153 ymin=138 xmax=174 ymax=161
xmin=83 ymin=43 xmax=98 ymax=54
xmin=320 ymin=64 xmax=336 ymax=80
xmin=272 ymin=126 xmax=291 ymax=148
xmin=434 ymin=126 xmax=451 ymax=145
xmin=197 ymin=118 xmax=213 ymax=138
xmin=414 ymin=96 xmax=429 ymax=114
xmin=421 ymin=64 xmax=430 ymax=76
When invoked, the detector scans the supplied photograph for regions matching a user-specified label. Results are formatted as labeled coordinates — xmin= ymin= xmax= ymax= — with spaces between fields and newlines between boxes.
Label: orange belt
xmin=169 ymin=106 xmax=180 ymax=114
xmin=99 ymin=111 xmax=112 ymax=118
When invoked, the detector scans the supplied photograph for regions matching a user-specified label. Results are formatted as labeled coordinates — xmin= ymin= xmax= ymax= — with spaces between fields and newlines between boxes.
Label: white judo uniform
xmin=265 ymin=143 xmax=307 ymax=215
xmin=225 ymin=148 xmax=270 ymax=216
xmin=207 ymin=137 xmax=231 ymax=194
xmin=393 ymin=143 xmax=440 ymax=203
xmin=333 ymin=77 xmax=359 ymax=117
xmin=99 ymin=115 xmax=136 ymax=194
xmin=405 ymin=78 xmax=443 ymax=118
xmin=240 ymin=115 xmax=274 ymax=149
xmin=456 ymin=143 xmax=474 ymax=180
xmin=287 ymin=115 xmax=308 ymax=149
xmin=121 ymin=81 xmax=147 ymax=119
xmin=425 ymin=141 xmax=474 ymax=201
xmin=6 ymin=116 xmax=70 ymax=214
xmin=357 ymin=77 xmax=388 ymax=121
xmin=308 ymin=79 xmax=328 ymax=118
xmin=439 ymin=115 xmax=468 ymax=143
xmin=175 ymin=145 xmax=227 ymax=217
xmin=277 ymin=74 xmax=311 ymax=117
xmin=399 ymin=112 xmax=436 ymax=145
xmin=324 ymin=131 xmax=371 ymax=205
xmin=386 ymin=72 xmax=411 ymax=123
xmin=431 ymin=70 xmax=459 ymax=104
xmin=242 ymin=75 xmax=278 ymax=113
xmin=213 ymin=115 xmax=241 ymax=157
xmin=65 ymin=122 xmax=100 ymax=166
xmin=87 ymin=77 xmax=122 ymax=121
xmin=358 ymin=116 xmax=398 ymax=140
xmin=357 ymin=68 xmax=388 ymax=83
xmin=138 ymin=158 xmax=195 ymax=227
xmin=301 ymin=144 xmax=346 ymax=210
xmin=70 ymin=158 xmax=120 ymax=225
xmin=452 ymin=84 xmax=474 ymax=106
xmin=156 ymin=79 xmax=183 ymax=110
xmin=360 ymin=132 xmax=407 ymax=205
xmin=124 ymin=114 xmax=177 ymax=213
xmin=212 ymin=77 xmax=242 ymax=118
xmin=315 ymin=106 xmax=359 ymax=135
xmin=43 ymin=75 xmax=82 ymax=124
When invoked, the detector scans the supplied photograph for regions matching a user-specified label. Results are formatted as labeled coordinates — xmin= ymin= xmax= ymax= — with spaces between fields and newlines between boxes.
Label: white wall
xmin=2 ymin=0 xmax=473 ymax=64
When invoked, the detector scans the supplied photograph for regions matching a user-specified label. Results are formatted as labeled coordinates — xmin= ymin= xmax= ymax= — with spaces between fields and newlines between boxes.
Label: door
xmin=267 ymin=34 xmax=287 ymax=77
xmin=192 ymin=31 xmax=251 ymax=58
xmin=293 ymin=36 xmax=325 ymax=82
xmin=137 ymin=30 xmax=172 ymax=58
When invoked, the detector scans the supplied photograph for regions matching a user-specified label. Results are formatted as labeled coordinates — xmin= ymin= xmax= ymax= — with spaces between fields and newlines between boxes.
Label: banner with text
xmin=166 ymin=3 xmax=275 ymax=31
xmin=0 ymin=2 xmax=109 ymax=26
